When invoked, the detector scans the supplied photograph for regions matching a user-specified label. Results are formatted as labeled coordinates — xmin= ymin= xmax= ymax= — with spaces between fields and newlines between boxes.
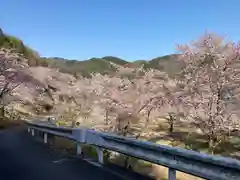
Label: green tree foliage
xmin=102 ymin=56 xmax=128 ymax=65
xmin=0 ymin=28 xmax=40 ymax=66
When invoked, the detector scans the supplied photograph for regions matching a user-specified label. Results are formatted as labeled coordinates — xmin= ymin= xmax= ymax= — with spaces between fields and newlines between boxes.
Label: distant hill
xmin=42 ymin=54 xmax=181 ymax=77
xmin=0 ymin=28 xmax=181 ymax=77
xmin=102 ymin=56 xmax=128 ymax=66
xmin=149 ymin=54 xmax=181 ymax=77
xmin=40 ymin=57 xmax=117 ymax=77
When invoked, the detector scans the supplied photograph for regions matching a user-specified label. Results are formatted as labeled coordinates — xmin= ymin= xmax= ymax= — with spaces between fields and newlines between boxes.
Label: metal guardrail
xmin=25 ymin=120 xmax=240 ymax=180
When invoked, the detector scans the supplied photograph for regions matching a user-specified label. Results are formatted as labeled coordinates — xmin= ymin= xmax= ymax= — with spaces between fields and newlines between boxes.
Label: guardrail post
xmin=44 ymin=133 xmax=48 ymax=144
xmin=31 ymin=129 xmax=35 ymax=136
xmin=168 ymin=168 xmax=176 ymax=180
xmin=72 ymin=129 xmax=87 ymax=156
xmin=96 ymin=147 xmax=104 ymax=164
xmin=76 ymin=143 xmax=82 ymax=155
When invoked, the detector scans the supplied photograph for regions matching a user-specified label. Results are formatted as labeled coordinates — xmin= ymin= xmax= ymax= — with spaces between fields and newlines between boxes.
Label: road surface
xmin=0 ymin=127 xmax=152 ymax=180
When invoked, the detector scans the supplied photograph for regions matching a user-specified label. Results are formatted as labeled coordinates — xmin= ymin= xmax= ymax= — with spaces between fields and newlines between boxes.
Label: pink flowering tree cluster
xmin=0 ymin=49 xmax=51 ymax=119
xmin=177 ymin=33 xmax=240 ymax=153
xmin=81 ymin=64 xmax=178 ymax=136
xmin=153 ymin=78 xmax=185 ymax=133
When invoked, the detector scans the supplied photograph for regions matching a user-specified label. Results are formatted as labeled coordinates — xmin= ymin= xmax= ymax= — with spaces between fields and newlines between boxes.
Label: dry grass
xmin=152 ymin=165 xmax=203 ymax=180
xmin=151 ymin=140 xmax=203 ymax=180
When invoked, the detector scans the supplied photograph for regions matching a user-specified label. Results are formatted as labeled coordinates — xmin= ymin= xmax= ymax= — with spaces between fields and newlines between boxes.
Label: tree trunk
xmin=169 ymin=121 xmax=173 ymax=133
xmin=0 ymin=106 xmax=5 ymax=120
xmin=105 ymin=110 xmax=109 ymax=125
xmin=168 ymin=113 xmax=174 ymax=133
xmin=208 ymin=132 xmax=216 ymax=154
xmin=135 ymin=108 xmax=152 ymax=139
xmin=123 ymin=156 xmax=132 ymax=169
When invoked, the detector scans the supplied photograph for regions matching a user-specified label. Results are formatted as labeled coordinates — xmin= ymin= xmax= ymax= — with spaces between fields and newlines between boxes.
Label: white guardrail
xmin=25 ymin=120 xmax=240 ymax=180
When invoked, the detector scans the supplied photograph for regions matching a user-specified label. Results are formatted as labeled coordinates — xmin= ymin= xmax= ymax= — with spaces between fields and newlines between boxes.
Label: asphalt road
xmin=0 ymin=127 xmax=151 ymax=180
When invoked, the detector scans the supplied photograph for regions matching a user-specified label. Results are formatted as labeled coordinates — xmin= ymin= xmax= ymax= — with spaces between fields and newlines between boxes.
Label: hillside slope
xmin=0 ymin=28 xmax=44 ymax=66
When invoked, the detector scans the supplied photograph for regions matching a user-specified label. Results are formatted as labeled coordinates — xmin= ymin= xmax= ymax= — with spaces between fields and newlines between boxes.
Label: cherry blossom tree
xmin=89 ymin=64 xmax=173 ymax=136
xmin=177 ymin=32 xmax=240 ymax=153
xmin=154 ymin=78 xmax=185 ymax=133
xmin=0 ymin=49 xmax=51 ymax=119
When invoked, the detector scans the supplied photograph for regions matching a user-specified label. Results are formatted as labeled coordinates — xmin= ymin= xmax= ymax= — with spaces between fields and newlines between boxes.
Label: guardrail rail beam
xmin=25 ymin=120 xmax=240 ymax=180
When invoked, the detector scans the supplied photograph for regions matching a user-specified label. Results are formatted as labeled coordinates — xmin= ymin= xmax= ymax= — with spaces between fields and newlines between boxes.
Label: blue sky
xmin=1 ymin=0 xmax=240 ymax=61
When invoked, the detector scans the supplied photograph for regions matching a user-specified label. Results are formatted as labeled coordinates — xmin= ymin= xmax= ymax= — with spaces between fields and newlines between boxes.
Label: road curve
xmin=0 ymin=127 xmax=151 ymax=180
